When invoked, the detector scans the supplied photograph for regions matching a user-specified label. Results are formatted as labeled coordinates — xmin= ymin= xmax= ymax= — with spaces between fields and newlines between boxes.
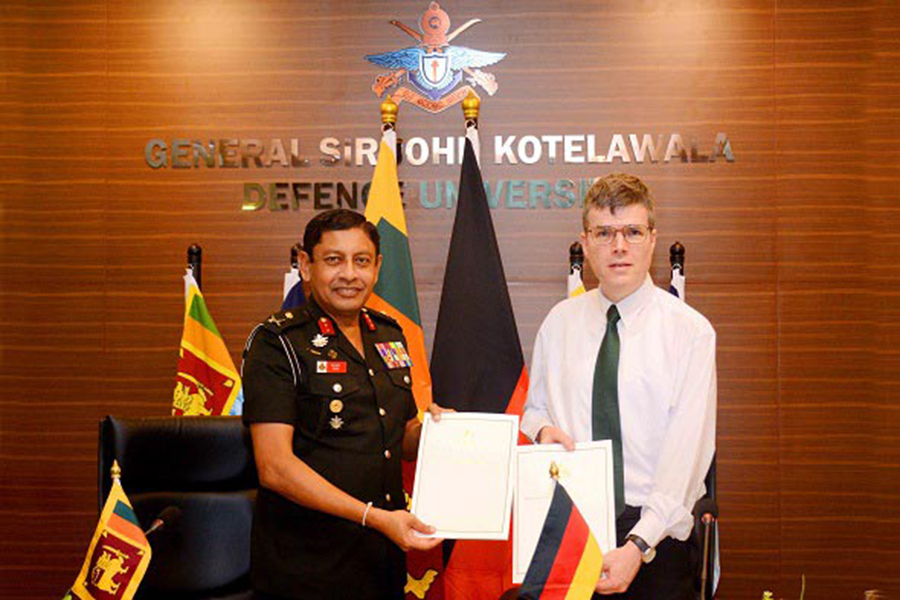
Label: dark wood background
xmin=1 ymin=1 xmax=897 ymax=598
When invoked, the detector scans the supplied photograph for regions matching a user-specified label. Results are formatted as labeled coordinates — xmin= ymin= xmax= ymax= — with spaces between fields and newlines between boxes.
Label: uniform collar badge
xmin=362 ymin=311 xmax=377 ymax=332
xmin=311 ymin=334 xmax=329 ymax=348
xmin=318 ymin=317 xmax=336 ymax=336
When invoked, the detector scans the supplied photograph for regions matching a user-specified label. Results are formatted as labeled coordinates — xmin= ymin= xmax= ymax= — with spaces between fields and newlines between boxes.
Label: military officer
xmin=242 ymin=209 xmax=444 ymax=600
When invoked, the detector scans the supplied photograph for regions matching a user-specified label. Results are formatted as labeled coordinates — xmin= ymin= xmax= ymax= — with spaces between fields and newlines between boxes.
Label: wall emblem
xmin=365 ymin=2 xmax=506 ymax=113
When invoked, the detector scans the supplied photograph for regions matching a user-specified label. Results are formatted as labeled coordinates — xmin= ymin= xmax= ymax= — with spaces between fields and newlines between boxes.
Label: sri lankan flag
xmin=172 ymin=270 xmax=242 ymax=416
xmin=519 ymin=481 xmax=603 ymax=600
xmin=68 ymin=466 xmax=151 ymax=600
xmin=364 ymin=126 xmax=433 ymax=413
xmin=364 ymin=124 xmax=440 ymax=599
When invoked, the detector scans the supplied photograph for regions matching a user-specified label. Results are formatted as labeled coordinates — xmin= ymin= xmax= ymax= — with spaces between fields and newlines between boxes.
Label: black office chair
xmin=99 ymin=416 xmax=258 ymax=600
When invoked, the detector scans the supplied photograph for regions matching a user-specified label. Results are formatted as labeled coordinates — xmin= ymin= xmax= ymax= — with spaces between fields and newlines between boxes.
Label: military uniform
xmin=242 ymin=299 xmax=417 ymax=600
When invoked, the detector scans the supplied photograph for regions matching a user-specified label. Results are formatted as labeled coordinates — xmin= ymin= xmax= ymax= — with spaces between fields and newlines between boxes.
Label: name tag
xmin=317 ymin=361 xmax=347 ymax=374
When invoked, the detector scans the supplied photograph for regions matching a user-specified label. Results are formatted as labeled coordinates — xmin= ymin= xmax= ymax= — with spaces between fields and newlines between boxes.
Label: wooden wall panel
xmin=1 ymin=1 xmax=898 ymax=598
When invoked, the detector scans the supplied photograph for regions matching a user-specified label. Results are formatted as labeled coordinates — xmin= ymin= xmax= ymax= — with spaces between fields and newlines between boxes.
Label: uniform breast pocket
xmin=379 ymin=368 xmax=414 ymax=429
xmin=385 ymin=368 xmax=413 ymax=392
xmin=305 ymin=376 xmax=363 ymax=438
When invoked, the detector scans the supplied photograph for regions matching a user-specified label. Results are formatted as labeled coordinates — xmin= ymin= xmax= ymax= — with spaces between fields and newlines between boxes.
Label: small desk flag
xmin=519 ymin=480 xmax=603 ymax=600
xmin=67 ymin=476 xmax=151 ymax=600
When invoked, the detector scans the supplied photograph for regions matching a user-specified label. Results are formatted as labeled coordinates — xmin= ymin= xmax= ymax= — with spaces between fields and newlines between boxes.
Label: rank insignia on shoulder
xmin=329 ymin=415 xmax=344 ymax=430
xmin=317 ymin=360 xmax=348 ymax=374
xmin=318 ymin=317 xmax=336 ymax=336
xmin=267 ymin=314 xmax=288 ymax=327
xmin=311 ymin=333 xmax=329 ymax=348
xmin=374 ymin=341 xmax=413 ymax=369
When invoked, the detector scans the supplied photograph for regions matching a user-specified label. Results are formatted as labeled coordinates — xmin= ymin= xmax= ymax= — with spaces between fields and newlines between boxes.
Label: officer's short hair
xmin=303 ymin=209 xmax=380 ymax=258
xmin=582 ymin=173 xmax=657 ymax=230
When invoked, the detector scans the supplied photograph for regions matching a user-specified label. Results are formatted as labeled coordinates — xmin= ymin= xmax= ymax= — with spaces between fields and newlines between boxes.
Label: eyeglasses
xmin=585 ymin=224 xmax=653 ymax=245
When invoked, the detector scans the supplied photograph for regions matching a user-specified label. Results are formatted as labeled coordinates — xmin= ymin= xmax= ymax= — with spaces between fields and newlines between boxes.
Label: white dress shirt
xmin=521 ymin=275 xmax=717 ymax=548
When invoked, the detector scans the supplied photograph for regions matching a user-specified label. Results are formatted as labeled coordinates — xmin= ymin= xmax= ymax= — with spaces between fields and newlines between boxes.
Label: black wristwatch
xmin=625 ymin=534 xmax=657 ymax=564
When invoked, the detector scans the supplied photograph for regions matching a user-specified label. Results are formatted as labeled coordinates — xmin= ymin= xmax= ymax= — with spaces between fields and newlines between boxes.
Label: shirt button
xmin=385 ymin=493 xmax=392 ymax=502
xmin=368 ymin=368 xmax=375 ymax=377
xmin=403 ymin=375 xmax=411 ymax=385
xmin=332 ymin=383 xmax=342 ymax=393
xmin=379 ymin=407 xmax=386 ymax=417
xmin=384 ymin=449 xmax=391 ymax=459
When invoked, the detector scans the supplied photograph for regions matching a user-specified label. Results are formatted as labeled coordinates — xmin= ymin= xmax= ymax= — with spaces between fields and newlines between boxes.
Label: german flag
xmin=172 ymin=271 xmax=242 ymax=416
xmin=432 ymin=125 xmax=529 ymax=599
xmin=364 ymin=122 xmax=441 ymax=600
xmin=519 ymin=481 xmax=603 ymax=600
xmin=69 ymin=465 xmax=151 ymax=600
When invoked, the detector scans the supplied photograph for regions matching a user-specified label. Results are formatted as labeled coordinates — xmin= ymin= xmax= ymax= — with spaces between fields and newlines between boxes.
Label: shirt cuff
xmin=628 ymin=508 xmax=666 ymax=549
xmin=519 ymin=412 xmax=552 ymax=443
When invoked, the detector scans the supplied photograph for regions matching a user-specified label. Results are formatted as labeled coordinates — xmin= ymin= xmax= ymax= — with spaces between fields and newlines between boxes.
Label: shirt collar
xmin=597 ymin=274 xmax=655 ymax=327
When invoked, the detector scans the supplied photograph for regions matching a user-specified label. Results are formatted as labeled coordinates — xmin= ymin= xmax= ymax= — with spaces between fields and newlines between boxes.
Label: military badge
xmin=329 ymin=399 xmax=344 ymax=413
xmin=329 ymin=416 xmax=344 ymax=430
xmin=362 ymin=311 xmax=376 ymax=332
xmin=327 ymin=349 xmax=339 ymax=359
xmin=267 ymin=314 xmax=287 ymax=327
xmin=365 ymin=2 xmax=505 ymax=113
xmin=311 ymin=334 xmax=329 ymax=348
xmin=318 ymin=317 xmax=336 ymax=336
xmin=374 ymin=341 xmax=414 ymax=369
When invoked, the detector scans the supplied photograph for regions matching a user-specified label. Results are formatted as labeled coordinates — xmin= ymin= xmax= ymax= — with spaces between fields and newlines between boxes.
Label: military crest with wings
xmin=365 ymin=2 xmax=506 ymax=113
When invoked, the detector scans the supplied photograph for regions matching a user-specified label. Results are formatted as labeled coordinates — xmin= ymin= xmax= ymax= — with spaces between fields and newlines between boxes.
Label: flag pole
xmin=463 ymin=90 xmax=479 ymax=127
xmin=381 ymin=94 xmax=398 ymax=132
xmin=111 ymin=459 xmax=122 ymax=485
xmin=379 ymin=95 xmax=403 ymax=165
xmin=669 ymin=241 xmax=685 ymax=276
xmin=462 ymin=91 xmax=480 ymax=161
xmin=549 ymin=461 xmax=560 ymax=481
xmin=187 ymin=244 xmax=202 ymax=290
xmin=569 ymin=241 xmax=584 ymax=274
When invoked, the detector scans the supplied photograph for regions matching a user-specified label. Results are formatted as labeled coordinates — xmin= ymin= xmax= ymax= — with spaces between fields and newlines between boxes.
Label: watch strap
xmin=625 ymin=534 xmax=656 ymax=563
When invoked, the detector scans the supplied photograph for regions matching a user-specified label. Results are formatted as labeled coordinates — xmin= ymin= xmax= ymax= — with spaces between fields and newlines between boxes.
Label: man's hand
xmin=595 ymin=542 xmax=642 ymax=594
xmin=403 ymin=404 xmax=456 ymax=459
xmin=536 ymin=425 xmax=575 ymax=451
xmin=368 ymin=508 xmax=443 ymax=552
xmin=427 ymin=403 xmax=454 ymax=422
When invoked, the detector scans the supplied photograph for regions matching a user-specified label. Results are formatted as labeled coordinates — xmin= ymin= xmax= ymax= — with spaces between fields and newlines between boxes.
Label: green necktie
xmin=592 ymin=304 xmax=625 ymax=517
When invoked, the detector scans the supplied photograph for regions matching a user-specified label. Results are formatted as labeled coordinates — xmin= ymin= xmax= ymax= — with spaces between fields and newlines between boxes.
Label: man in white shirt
xmin=521 ymin=173 xmax=717 ymax=599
